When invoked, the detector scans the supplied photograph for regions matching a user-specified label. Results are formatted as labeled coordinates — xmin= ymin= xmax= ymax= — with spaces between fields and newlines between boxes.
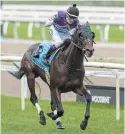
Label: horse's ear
xmin=86 ymin=21 xmax=90 ymax=27
xmin=92 ymin=32 xmax=95 ymax=39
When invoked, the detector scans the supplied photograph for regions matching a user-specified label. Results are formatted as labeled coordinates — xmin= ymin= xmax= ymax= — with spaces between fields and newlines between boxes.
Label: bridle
xmin=72 ymin=26 xmax=96 ymax=59
xmin=63 ymin=40 xmax=89 ymax=72
xmin=63 ymin=24 xmax=95 ymax=71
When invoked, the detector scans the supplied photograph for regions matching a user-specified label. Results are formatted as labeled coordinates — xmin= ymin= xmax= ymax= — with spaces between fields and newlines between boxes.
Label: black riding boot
xmin=33 ymin=46 xmax=42 ymax=58
xmin=44 ymin=45 xmax=56 ymax=64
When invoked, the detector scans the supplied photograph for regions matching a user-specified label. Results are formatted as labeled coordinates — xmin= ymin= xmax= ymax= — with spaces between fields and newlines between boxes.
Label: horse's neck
xmin=64 ymin=42 xmax=84 ymax=70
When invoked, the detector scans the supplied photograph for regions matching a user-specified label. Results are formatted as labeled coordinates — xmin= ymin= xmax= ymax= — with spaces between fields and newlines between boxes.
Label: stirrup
xmin=33 ymin=54 xmax=39 ymax=58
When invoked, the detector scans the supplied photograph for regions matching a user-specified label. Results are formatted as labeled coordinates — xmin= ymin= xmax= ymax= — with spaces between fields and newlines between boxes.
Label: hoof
xmin=39 ymin=111 xmax=46 ymax=125
xmin=56 ymin=121 xmax=65 ymax=129
xmin=80 ymin=121 xmax=88 ymax=130
xmin=51 ymin=114 xmax=58 ymax=120
xmin=46 ymin=112 xmax=54 ymax=119
xmin=46 ymin=112 xmax=58 ymax=120
xmin=57 ymin=110 xmax=64 ymax=117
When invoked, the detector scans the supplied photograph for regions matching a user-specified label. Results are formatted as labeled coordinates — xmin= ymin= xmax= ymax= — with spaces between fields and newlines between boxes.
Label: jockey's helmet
xmin=66 ymin=4 xmax=79 ymax=24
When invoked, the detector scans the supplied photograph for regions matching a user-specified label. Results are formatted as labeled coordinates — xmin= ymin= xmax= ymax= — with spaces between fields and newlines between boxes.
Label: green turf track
xmin=4 ymin=23 xmax=124 ymax=43
xmin=1 ymin=96 xmax=124 ymax=134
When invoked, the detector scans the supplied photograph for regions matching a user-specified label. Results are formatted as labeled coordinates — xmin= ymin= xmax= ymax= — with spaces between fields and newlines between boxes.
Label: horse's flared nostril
xmin=85 ymin=49 xmax=94 ymax=57
xmin=86 ymin=50 xmax=90 ymax=56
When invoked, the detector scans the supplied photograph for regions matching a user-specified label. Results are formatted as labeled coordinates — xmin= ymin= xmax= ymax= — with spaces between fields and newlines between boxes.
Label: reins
xmin=62 ymin=41 xmax=87 ymax=72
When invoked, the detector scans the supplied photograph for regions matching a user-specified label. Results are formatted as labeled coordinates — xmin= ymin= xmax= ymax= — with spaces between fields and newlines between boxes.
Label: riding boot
xmin=33 ymin=46 xmax=41 ymax=58
xmin=44 ymin=45 xmax=56 ymax=64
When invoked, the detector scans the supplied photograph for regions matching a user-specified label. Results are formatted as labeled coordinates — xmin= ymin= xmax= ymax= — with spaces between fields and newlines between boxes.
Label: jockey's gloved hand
xmin=51 ymin=44 xmax=56 ymax=50
xmin=69 ymin=28 xmax=76 ymax=35
xmin=45 ymin=15 xmax=57 ymax=27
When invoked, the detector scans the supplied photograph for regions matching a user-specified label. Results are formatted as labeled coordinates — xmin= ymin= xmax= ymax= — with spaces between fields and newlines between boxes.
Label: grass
xmin=1 ymin=95 xmax=124 ymax=134
xmin=4 ymin=23 xmax=124 ymax=43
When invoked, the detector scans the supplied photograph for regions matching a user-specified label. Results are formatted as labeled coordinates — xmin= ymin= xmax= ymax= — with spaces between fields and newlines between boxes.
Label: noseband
xmin=73 ymin=41 xmax=85 ymax=51
xmin=64 ymin=23 xmax=95 ymax=71
xmin=73 ymin=23 xmax=95 ymax=52
xmin=73 ymin=28 xmax=95 ymax=53
xmin=72 ymin=40 xmax=88 ymax=62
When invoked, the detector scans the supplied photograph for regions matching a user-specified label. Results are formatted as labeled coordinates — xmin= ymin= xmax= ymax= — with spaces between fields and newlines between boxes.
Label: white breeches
xmin=49 ymin=25 xmax=71 ymax=48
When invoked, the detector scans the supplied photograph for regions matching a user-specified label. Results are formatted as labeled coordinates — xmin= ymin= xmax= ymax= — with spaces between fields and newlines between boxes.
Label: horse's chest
xmin=59 ymin=71 xmax=84 ymax=91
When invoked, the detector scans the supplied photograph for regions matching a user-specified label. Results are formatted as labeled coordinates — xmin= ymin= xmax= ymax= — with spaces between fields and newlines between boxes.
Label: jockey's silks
xmin=53 ymin=11 xmax=79 ymax=33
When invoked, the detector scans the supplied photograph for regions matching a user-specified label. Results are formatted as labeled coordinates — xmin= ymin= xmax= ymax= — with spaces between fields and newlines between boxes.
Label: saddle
xmin=30 ymin=41 xmax=59 ymax=71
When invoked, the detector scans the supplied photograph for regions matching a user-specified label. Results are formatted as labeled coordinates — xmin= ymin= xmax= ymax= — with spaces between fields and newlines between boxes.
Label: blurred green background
xmin=2 ymin=1 xmax=124 ymax=43
xmin=4 ymin=23 xmax=124 ymax=43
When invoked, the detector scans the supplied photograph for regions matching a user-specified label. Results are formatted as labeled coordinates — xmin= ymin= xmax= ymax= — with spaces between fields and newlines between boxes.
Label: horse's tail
xmin=8 ymin=62 xmax=25 ymax=80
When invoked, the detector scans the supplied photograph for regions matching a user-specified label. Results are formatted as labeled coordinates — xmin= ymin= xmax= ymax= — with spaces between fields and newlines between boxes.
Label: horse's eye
xmin=81 ymin=34 xmax=84 ymax=38
xmin=80 ymin=33 xmax=84 ymax=38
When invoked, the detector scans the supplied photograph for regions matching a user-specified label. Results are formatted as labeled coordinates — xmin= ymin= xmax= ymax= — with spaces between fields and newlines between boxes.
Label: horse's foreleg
xmin=27 ymin=73 xmax=46 ymax=125
xmin=47 ymin=93 xmax=64 ymax=129
xmin=81 ymin=85 xmax=91 ymax=130
xmin=75 ymin=84 xmax=92 ymax=130
xmin=50 ymin=88 xmax=64 ymax=120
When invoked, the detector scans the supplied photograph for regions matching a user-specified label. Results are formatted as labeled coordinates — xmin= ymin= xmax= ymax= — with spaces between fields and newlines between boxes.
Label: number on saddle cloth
xmin=38 ymin=40 xmax=52 ymax=59
xmin=30 ymin=40 xmax=56 ymax=72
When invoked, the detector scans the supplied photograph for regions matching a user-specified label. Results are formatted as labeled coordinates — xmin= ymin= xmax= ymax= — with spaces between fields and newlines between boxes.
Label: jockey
xmin=33 ymin=4 xmax=80 ymax=61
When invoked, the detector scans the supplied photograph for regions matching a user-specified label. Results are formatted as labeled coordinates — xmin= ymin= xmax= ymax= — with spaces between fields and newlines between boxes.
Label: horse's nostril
xmin=86 ymin=50 xmax=90 ymax=56
xmin=85 ymin=49 xmax=94 ymax=57
xmin=86 ymin=49 xmax=91 ymax=52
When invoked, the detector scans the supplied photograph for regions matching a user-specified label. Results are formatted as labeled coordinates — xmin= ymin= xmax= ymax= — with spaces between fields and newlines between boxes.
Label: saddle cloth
xmin=30 ymin=40 xmax=58 ymax=72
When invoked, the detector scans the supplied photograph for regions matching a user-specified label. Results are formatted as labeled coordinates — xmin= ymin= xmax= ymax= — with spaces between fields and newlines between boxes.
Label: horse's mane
xmin=60 ymin=38 xmax=72 ymax=52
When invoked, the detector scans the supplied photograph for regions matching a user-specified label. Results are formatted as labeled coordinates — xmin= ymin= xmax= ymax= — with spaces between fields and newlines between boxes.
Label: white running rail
xmin=1 ymin=5 xmax=124 ymax=41
xmin=1 ymin=56 xmax=125 ymax=121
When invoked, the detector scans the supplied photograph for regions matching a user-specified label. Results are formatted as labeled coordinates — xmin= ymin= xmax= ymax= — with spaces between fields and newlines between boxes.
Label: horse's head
xmin=73 ymin=21 xmax=95 ymax=57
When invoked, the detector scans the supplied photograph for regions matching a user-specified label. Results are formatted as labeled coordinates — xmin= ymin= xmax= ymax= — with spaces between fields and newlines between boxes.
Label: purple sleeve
xmin=76 ymin=19 xmax=80 ymax=28
xmin=54 ymin=11 xmax=66 ymax=24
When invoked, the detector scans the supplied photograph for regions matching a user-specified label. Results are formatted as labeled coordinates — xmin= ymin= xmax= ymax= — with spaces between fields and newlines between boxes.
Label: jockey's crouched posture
xmin=33 ymin=4 xmax=80 ymax=64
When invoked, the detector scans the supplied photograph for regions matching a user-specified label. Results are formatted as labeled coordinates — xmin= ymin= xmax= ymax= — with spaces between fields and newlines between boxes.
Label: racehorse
xmin=8 ymin=22 xmax=95 ymax=130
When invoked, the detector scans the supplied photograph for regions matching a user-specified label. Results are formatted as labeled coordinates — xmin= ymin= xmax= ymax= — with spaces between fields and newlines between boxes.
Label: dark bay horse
xmin=9 ymin=22 xmax=95 ymax=130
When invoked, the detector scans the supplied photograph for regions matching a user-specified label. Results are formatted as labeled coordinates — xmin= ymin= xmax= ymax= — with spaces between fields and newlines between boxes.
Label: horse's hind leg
xmin=75 ymin=84 xmax=92 ymax=130
xmin=47 ymin=93 xmax=64 ymax=129
xmin=26 ymin=73 xmax=46 ymax=125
